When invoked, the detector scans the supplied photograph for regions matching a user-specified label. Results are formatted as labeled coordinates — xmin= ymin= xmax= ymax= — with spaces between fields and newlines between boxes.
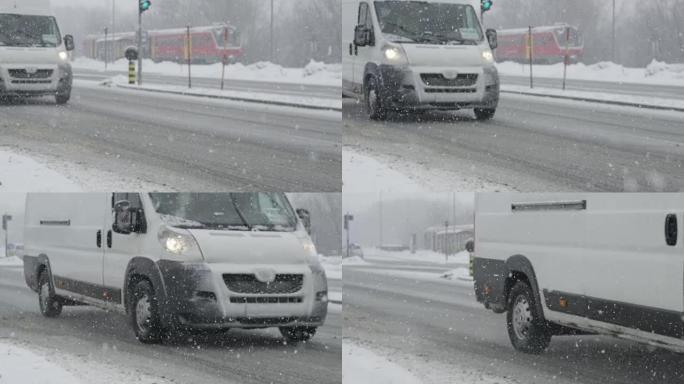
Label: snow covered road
xmin=0 ymin=265 xmax=342 ymax=384
xmin=0 ymin=82 xmax=341 ymax=192
xmin=344 ymin=91 xmax=684 ymax=192
xmin=343 ymin=251 xmax=684 ymax=384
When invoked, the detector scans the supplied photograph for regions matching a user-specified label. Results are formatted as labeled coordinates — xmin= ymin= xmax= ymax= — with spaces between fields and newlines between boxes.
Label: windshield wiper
xmin=229 ymin=194 xmax=253 ymax=231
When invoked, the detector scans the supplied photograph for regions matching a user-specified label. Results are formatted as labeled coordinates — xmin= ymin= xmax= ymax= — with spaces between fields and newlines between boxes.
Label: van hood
xmin=400 ymin=43 xmax=484 ymax=67
xmin=0 ymin=46 xmax=62 ymax=66
xmin=188 ymin=230 xmax=309 ymax=265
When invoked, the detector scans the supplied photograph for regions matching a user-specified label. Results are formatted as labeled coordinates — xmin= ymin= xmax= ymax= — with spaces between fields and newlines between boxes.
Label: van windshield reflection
xmin=149 ymin=193 xmax=297 ymax=232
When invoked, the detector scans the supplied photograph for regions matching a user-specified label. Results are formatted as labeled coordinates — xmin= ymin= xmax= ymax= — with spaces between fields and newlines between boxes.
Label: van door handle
xmin=96 ymin=230 xmax=102 ymax=248
xmin=665 ymin=214 xmax=678 ymax=246
xmin=107 ymin=230 xmax=113 ymax=248
xmin=349 ymin=43 xmax=353 ymax=55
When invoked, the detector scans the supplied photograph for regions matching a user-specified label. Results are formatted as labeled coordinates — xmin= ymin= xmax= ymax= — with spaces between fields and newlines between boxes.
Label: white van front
xmin=0 ymin=3 xmax=74 ymax=104
xmin=343 ymin=0 xmax=500 ymax=120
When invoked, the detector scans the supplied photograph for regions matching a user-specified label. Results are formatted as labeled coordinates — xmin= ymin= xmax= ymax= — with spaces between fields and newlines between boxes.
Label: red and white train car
xmin=496 ymin=24 xmax=584 ymax=64
xmin=83 ymin=23 xmax=243 ymax=64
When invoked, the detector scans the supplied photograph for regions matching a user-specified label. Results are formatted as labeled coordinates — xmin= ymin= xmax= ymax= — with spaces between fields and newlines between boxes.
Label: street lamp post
xmin=2 ymin=215 xmax=12 ymax=258
xmin=612 ymin=0 xmax=616 ymax=63
xmin=270 ymin=0 xmax=275 ymax=63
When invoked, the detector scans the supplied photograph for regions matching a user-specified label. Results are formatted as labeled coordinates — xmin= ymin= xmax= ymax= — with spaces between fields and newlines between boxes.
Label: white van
xmin=472 ymin=194 xmax=684 ymax=354
xmin=22 ymin=193 xmax=328 ymax=343
xmin=342 ymin=0 xmax=500 ymax=120
xmin=0 ymin=0 xmax=74 ymax=104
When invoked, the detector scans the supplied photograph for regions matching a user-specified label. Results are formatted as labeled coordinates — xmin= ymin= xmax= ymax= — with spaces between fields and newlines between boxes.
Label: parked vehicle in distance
xmin=473 ymin=194 xmax=684 ymax=354
xmin=343 ymin=243 xmax=364 ymax=259
xmin=342 ymin=0 xmax=500 ymax=120
xmin=23 ymin=193 xmax=328 ymax=343
xmin=0 ymin=0 xmax=74 ymax=104
xmin=496 ymin=24 xmax=584 ymax=64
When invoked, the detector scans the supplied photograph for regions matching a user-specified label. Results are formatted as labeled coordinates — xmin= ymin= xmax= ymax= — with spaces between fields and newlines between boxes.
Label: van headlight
xmin=158 ymin=226 xmax=203 ymax=261
xmin=383 ymin=44 xmax=408 ymax=65
xmin=58 ymin=51 xmax=68 ymax=61
xmin=482 ymin=50 xmax=494 ymax=63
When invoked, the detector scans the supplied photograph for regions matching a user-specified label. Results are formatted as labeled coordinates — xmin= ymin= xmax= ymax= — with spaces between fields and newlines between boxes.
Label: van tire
xmin=55 ymin=93 xmax=70 ymax=105
xmin=279 ymin=326 xmax=317 ymax=343
xmin=130 ymin=280 xmax=164 ymax=344
xmin=366 ymin=77 xmax=387 ymax=121
xmin=38 ymin=271 xmax=62 ymax=318
xmin=474 ymin=108 xmax=496 ymax=121
xmin=506 ymin=281 xmax=551 ymax=354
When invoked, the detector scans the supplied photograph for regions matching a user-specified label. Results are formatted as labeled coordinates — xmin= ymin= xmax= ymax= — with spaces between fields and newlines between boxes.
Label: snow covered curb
xmin=502 ymin=84 xmax=684 ymax=112
xmin=344 ymin=342 xmax=422 ymax=384
xmin=0 ymin=341 xmax=172 ymax=384
xmin=107 ymin=76 xmax=341 ymax=112
xmin=0 ymin=256 xmax=23 ymax=267
xmin=73 ymin=58 xmax=342 ymax=87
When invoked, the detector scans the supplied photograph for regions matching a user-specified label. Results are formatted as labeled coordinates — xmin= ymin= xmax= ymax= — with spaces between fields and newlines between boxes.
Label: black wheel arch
xmin=124 ymin=257 xmax=167 ymax=315
xmin=505 ymin=255 xmax=544 ymax=317
xmin=24 ymin=254 xmax=54 ymax=294
xmin=362 ymin=62 xmax=381 ymax=94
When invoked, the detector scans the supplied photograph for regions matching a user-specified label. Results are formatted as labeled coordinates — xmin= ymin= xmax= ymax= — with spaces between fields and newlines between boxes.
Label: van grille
xmin=425 ymin=88 xmax=477 ymax=94
xmin=223 ymin=274 xmax=304 ymax=294
xmin=421 ymin=73 xmax=478 ymax=87
xmin=230 ymin=296 xmax=303 ymax=304
xmin=8 ymin=69 xmax=54 ymax=79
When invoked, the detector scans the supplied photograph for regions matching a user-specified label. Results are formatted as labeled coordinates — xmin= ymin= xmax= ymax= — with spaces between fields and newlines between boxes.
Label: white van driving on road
xmin=22 ymin=193 xmax=328 ymax=343
xmin=342 ymin=0 xmax=500 ymax=120
xmin=472 ymin=194 xmax=684 ymax=354
xmin=0 ymin=0 xmax=74 ymax=104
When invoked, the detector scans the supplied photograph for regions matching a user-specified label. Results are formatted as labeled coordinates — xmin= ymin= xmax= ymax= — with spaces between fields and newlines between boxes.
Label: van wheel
xmin=279 ymin=326 xmax=317 ymax=343
xmin=474 ymin=108 xmax=496 ymax=121
xmin=38 ymin=272 xmax=62 ymax=317
xmin=366 ymin=77 xmax=387 ymax=121
xmin=55 ymin=93 xmax=70 ymax=105
xmin=506 ymin=281 xmax=551 ymax=354
xmin=130 ymin=280 xmax=164 ymax=344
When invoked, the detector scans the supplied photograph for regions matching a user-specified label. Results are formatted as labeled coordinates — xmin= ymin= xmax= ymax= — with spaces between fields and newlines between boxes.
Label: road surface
xmin=0 ymin=82 xmax=341 ymax=191
xmin=0 ymin=264 xmax=341 ymax=384
xmin=344 ymin=254 xmax=684 ymax=384
xmin=344 ymin=92 xmax=684 ymax=192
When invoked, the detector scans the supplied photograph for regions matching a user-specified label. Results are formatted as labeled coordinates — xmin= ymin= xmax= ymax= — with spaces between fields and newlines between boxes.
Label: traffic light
xmin=139 ymin=0 xmax=151 ymax=13
xmin=481 ymin=0 xmax=493 ymax=12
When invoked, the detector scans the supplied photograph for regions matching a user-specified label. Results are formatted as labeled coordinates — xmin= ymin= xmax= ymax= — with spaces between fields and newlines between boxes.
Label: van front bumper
xmin=377 ymin=64 xmax=499 ymax=111
xmin=0 ymin=64 xmax=72 ymax=97
xmin=155 ymin=260 xmax=328 ymax=330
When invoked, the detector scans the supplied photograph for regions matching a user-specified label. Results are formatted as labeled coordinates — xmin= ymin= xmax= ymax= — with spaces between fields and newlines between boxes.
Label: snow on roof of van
xmin=0 ymin=0 xmax=52 ymax=16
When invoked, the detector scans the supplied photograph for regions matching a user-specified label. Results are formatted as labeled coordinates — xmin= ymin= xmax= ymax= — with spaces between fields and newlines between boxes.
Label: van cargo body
xmin=0 ymin=0 xmax=74 ymax=103
xmin=343 ymin=0 xmax=500 ymax=120
xmin=473 ymin=194 xmax=684 ymax=354
xmin=22 ymin=193 xmax=328 ymax=343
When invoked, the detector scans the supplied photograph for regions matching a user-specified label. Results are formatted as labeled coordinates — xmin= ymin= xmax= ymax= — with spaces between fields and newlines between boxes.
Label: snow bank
xmin=320 ymin=255 xmax=342 ymax=280
xmin=440 ymin=267 xmax=473 ymax=282
xmin=344 ymin=342 xmax=422 ymax=384
xmin=73 ymin=58 xmax=342 ymax=87
xmin=502 ymin=84 xmax=684 ymax=111
xmin=498 ymin=59 xmax=684 ymax=87
xmin=365 ymin=248 xmax=470 ymax=265
xmin=104 ymin=75 xmax=341 ymax=111
xmin=342 ymin=256 xmax=369 ymax=266
xmin=0 ymin=256 xmax=23 ymax=267
xmin=0 ymin=342 xmax=80 ymax=384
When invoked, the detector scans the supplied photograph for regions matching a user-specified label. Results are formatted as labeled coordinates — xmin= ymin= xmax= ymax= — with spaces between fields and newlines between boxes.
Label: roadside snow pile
xmin=366 ymin=248 xmax=470 ymax=265
xmin=73 ymin=57 xmax=341 ymax=87
xmin=102 ymin=75 xmax=341 ymax=110
xmin=342 ymin=256 xmax=369 ymax=266
xmin=344 ymin=342 xmax=422 ymax=384
xmin=0 ymin=342 xmax=79 ymax=384
xmin=343 ymin=150 xmax=425 ymax=193
xmin=0 ymin=149 xmax=80 ymax=192
xmin=320 ymin=255 xmax=342 ymax=280
xmin=498 ymin=59 xmax=684 ymax=87
xmin=440 ymin=267 xmax=472 ymax=282
xmin=0 ymin=256 xmax=23 ymax=267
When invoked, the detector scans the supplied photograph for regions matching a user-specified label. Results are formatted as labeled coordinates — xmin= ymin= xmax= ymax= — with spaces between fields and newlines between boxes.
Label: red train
xmin=83 ymin=24 xmax=243 ymax=64
xmin=496 ymin=24 xmax=584 ymax=64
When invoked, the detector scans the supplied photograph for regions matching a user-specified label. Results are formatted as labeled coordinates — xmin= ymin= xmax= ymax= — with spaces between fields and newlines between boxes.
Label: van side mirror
xmin=64 ymin=35 xmax=75 ymax=51
xmin=296 ymin=208 xmax=312 ymax=235
xmin=486 ymin=29 xmax=498 ymax=50
xmin=113 ymin=200 xmax=146 ymax=235
xmin=465 ymin=238 xmax=475 ymax=253
xmin=354 ymin=25 xmax=372 ymax=47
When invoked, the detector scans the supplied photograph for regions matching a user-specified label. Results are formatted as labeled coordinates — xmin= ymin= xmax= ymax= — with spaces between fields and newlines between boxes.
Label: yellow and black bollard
xmin=128 ymin=60 xmax=136 ymax=85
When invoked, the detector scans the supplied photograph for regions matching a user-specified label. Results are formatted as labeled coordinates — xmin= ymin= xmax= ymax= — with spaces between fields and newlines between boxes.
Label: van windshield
xmin=149 ymin=193 xmax=298 ymax=232
xmin=0 ymin=14 xmax=62 ymax=48
xmin=374 ymin=1 xmax=483 ymax=45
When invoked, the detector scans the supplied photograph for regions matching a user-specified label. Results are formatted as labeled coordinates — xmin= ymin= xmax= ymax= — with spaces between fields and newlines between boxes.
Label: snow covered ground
xmin=502 ymin=84 xmax=684 ymax=111
xmin=361 ymin=248 xmax=470 ymax=265
xmin=498 ymin=60 xmax=684 ymax=87
xmin=0 ymin=340 xmax=173 ymax=384
xmin=0 ymin=256 xmax=23 ymax=267
xmin=73 ymin=58 xmax=342 ymax=87
xmin=103 ymin=75 xmax=341 ymax=111
xmin=344 ymin=342 xmax=422 ymax=384
xmin=343 ymin=149 xmax=511 ymax=194
xmin=0 ymin=148 xmax=166 ymax=192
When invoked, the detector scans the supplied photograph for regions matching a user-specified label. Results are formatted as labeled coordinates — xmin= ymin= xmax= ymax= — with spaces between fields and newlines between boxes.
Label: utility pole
xmin=137 ymin=9 xmax=143 ymax=85
xmin=378 ymin=192 xmax=383 ymax=247
xmin=112 ymin=0 xmax=116 ymax=62
xmin=2 ymin=215 xmax=12 ymax=258
xmin=612 ymin=0 xmax=616 ymax=63
xmin=270 ymin=0 xmax=275 ymax=63
xmin=104 ymin=27 xmax=109 ymax=70
xmin=444 ymin=221 xmax=449 ymax=263
xmin=344 ymin=214 xmax=354 ymax=258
